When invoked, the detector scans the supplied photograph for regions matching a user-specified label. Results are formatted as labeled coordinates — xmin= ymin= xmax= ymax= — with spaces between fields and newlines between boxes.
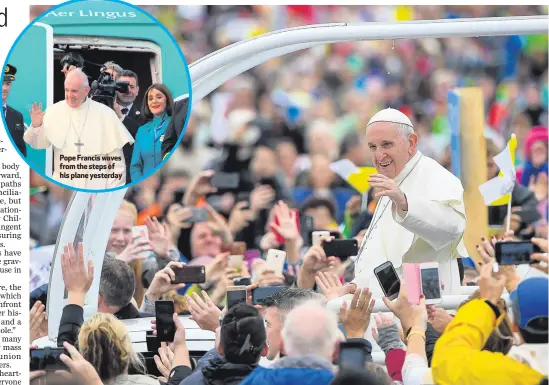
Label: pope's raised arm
xmin=24 ymin=102 xmax=50 ymax=149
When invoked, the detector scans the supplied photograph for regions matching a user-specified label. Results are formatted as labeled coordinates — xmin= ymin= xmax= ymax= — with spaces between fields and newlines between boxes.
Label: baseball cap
xmin=510 ymin=277 xmax=549 ymax=337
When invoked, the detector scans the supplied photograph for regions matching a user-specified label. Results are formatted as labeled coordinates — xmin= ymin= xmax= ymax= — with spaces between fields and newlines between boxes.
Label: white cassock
xmin=352 ymin=150 xmax=467 ymax=298
xmin=24 ymin=98 xmax=134 ymax=189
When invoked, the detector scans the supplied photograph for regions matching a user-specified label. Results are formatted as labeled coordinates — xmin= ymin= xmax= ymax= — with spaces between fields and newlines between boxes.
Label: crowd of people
xmin=28 ymin=4 xmax=548 ymax=385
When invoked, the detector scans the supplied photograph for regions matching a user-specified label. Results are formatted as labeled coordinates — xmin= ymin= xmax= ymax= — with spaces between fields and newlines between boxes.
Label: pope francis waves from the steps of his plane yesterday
xmin=347 ymin=108 xmax=467 ymax=299
xmin=24 ymin=69 xmax=134 ymax=190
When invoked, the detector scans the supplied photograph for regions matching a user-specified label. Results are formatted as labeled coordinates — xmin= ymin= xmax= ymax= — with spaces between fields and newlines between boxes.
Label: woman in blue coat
xmin=130 ymin=83 xmax=174 ymax=181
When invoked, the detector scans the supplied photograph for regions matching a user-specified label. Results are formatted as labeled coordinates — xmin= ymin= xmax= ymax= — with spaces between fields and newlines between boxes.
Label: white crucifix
xmin=75 ymin=141 xmax=84 ymax=154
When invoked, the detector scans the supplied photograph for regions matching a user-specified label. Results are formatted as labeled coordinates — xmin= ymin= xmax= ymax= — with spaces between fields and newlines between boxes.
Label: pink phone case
xmin=403 ymin=263 xmax=421 ymax=305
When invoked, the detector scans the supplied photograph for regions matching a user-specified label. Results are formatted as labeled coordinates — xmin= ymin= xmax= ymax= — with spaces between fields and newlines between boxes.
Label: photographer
xmin=115 ymin=69 xmax=144 ymax=183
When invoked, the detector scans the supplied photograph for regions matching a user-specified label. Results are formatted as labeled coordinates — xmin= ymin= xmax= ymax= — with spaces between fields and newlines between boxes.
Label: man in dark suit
xmin=2 ymin=64 xmax=26 ymax=156
xmin=115 ymin=69 xmax=145 ymax=184
xmin=161 ymin=95 xmax=189 ymax=159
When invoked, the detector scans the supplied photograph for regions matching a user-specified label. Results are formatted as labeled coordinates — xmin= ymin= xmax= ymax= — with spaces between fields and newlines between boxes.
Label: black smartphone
xmin=259 ymin=177 xmax=277 ymax=189
xmin=30 ymin=348 xmax=68 ymax=371
xmin=155 ymin=300 xmax=175 ymax=342
xmin=171 ymin=265 xmax=206 ymax=284
xmin=226 ymin=286 xmax=247 ymax=309
xmin=186 ymin=207 xmax=208 ymax=224
xmin=211 ymin=172 xmax=240 ymax=190
xmin=337 ymin=340 xmax=369 ymax=370
xmin=252 ymin=285 xmax=286 ymax=305
xmin=322 ymin=239 xmax=358 ymax=261
xmin=300 ymin=215 xmax=315 ymax=246
xmin=495 ymin=241 xmax=542 ymax=265
xmin=374 ymin=261 xmax=401 ymax=301
xmin=236 ymin=191 xmax=250 ymax=203
xmin=173 ymin=188 xmax=186 ymax=204
xmin=146 ymin=330 xmax=160 ymax=353
xmin=233 ymin=277 xmax=252 ymax=286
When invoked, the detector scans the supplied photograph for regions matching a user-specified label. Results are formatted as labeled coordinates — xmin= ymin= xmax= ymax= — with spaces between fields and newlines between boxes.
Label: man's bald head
xmin=64 ymin=69 xmax=90 ymax=108
xmin=281 ymin=300 xmax=339 ymax=360
xmin=365 ymin=109 xmax=418 ymax=179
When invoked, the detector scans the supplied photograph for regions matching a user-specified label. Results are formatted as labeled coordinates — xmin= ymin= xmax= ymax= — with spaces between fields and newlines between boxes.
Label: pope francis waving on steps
xmin=24 ymin=69 xmax=134 ymax=190
xmin=349 ymin=108 xmax=467 ymax=299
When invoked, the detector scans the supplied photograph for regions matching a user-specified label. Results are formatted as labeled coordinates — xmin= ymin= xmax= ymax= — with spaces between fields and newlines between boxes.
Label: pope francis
xmin=351 ymin=108 xmax=467 ymax=298
xmin=24 ymin=69 xmax=134 ymax=189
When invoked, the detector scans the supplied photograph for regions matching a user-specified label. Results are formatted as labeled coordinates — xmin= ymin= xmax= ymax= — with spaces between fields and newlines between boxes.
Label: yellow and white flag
xmin=330 ymin=159 xmax=377 ymax=194
xmin=478 ymin=134 xmax=518 ymax=206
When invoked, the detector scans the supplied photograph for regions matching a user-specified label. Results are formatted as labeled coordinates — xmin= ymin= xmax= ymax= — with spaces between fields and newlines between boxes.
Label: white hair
xmin=395 ymin=122 xmax=415 ymax=138
xmin=65 ymin=68 xmax=89 ymax=88
xmin=281 ymin=300 xmax=339 ymax=359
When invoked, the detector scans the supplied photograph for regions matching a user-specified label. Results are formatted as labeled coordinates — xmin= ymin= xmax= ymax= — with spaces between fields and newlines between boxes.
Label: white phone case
xmin=419 ymin=262 xmax=442 ymax=305
xmin=228 ymin=255 xmax=244 ymax=269
xmin=132 ymin=225 xmax=150 ymax=258
xmin=311 ymin=231 xmax=330 ymax=247
xmin=266 ymin=249 xmax=286 ymax=276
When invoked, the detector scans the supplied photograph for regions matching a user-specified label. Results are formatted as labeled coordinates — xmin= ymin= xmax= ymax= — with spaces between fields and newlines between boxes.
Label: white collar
xmin=394 ymin=150 xmax=422 ymax=184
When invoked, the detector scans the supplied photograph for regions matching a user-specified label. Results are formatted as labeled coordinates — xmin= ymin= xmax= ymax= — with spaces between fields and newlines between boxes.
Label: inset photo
xmin=2 ymin=0 xmax=191 ymax=191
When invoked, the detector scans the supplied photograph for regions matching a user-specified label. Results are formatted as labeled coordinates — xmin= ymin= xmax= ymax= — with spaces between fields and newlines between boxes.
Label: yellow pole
xmin=449 ymin=88 xmax=488 ymax=261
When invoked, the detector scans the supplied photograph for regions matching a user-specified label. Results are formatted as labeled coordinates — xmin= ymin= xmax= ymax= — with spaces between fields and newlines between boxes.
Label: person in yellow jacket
xmin=432 ymin=259 xmax=548 ymax=385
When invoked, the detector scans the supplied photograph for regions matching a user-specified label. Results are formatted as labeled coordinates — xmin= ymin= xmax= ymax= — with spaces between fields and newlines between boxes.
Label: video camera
xmin=89 ymin=66 xmax=130 ymax=109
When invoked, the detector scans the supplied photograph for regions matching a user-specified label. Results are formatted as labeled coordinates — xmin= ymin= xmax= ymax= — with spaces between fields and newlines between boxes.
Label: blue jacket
xmin=130 ymin=113 xmax=171 ymax=181
xmin=239 ymin=355 xmax=334 ymax=385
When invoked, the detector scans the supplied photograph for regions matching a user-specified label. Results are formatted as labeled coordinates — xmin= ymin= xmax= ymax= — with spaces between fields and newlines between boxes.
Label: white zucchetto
xmin=367 ymin=108 xmax=413 ymax=128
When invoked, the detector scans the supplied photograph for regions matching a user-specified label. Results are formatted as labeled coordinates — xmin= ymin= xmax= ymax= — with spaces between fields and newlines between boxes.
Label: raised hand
xmin=30 ymin=300 xmax=48 ymax=341
xmin=270 ymin=201 xmax=300 ymax=242
xmin=185 ymin=290 xmax=222 ymax=332
xmin=228 ymin=201 xmax=254 ymax=234
xmin=145 ymin=261 xmax=188 ymax=302
xmin=368 ymin=174 xmax=407 ymax=211
xmin=56 ymin=342 xmax=103 ymax=385
xmin=146 ymin=217 xmax=170 ymax=259
xmin=479 ymin=259 xmax=506 ymax=305
xmin=183 ymin=170 xmax=217 ymax=205
xmin=339 ymin=288 xmax=375 ymax=338
xmin=30 ymin=102 xmax=45 ymax=128
xmin=154 ymin=342 xmax=174 ymax=379
xmin=117 ymin=238 xmax=153 ymax=263
xmin=250 ymin=185 xmax=275 ymax=214
xmin=61 ymin=242 xmax=94 ymax=304
xmin=315 ymin=271 xmax=344 ymax=301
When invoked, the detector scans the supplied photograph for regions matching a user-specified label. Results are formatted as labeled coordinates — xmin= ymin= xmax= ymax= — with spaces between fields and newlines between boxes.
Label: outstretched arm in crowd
xmin=431 ymin=260 xmax=545 ymax=385
xmin=57 ymin=242 xmax=95 ymax=347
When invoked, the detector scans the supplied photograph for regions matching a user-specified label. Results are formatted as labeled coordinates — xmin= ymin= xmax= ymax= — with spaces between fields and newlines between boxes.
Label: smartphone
xmin=312 ymin=230 xmax=331 ymax=247
xmin=146 ymin=330 xmax=160 ymax=353
xmin=233 ymin=277 xmax=252 ymax=286
xmin=132 ymin=225 xmax=151 ymax=259
xmin=211 ymin=172 xmax=240 ymax=190
xmin=228 ymin=255 xmax=244 ymax=270
xmin=236 ymin=191 xmax=250 ymax=203
xmin=419 ymin=262 xmax=442 ymax=305
xmin=226 ymin=286 xmax=247 ymax=309
xmin=155 ymin=301 xmax=175 ymax=342
xmin=374 ymin=261 xmax=401 ymax=301
xmin=186 ymin=207 xmax=208 ymax=224
xmin=30 ymin=348 xmax=68 ymax=371
xmin=252 ymin=285 xmax=286 ymax=305
xmin=403 ymin=263 xmax=421 ymax=305
xmin=495 ymin=241 xmax=542 ymax=265
xmin=300 ymin=215 xmax=315 ymax=246
xmin=231 ymin=242 xmax=247 ymax=256
xmin=322 ymin=239 xmax=358 ymax=261
xmin=171 ymin=265 xmax=206 ymax=284
xmin=272 ymin=209 xmax=300 ymax=244
xmin=266 ymin=249 xmax=286 ymax=275
xmin=259 ymin=177 xmax=277 ymax=189
xmin=337 ymin=340 xmax=369 ymax=370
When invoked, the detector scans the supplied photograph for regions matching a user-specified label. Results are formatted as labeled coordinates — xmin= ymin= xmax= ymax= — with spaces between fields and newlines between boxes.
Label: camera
xmin=89 ymin=66 xmax=130 ymax=109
